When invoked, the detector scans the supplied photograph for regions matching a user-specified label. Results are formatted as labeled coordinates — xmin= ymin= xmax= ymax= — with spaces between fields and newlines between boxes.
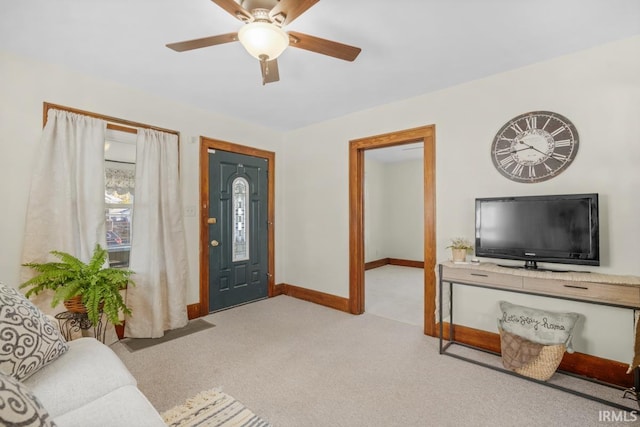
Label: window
xmin=232 ymin=177 xmax=249 ymax=262
xmin=104 ymin=128 xmax=136 ymax=267
xmin=41 ymin=103 xmax=181 ymax=271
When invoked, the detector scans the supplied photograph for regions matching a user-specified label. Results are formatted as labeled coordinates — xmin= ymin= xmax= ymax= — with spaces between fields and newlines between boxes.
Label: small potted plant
xmin=446 ymin=238 xmax=474 ymax=263
xmin=21 ymin=243 xmax=134 ymax=327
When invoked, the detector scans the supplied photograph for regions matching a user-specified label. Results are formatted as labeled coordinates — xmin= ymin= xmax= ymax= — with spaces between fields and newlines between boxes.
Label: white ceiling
xmin=1 ymin=1 xmax=639 ymax=131
xmin=365 ymin=142 xmax=423 ymax=163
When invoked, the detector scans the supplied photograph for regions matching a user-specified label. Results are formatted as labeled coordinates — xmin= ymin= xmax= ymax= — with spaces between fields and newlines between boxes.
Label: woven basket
xmin=500 ymin=329 xmax=566 ymax=381
xmin=63 ymin=295 xmax=87 ymax=313
xmin=63 ymin=295 xmax=104 ymax=314
xmin=514 ymin=343 xmax=566 ymax=381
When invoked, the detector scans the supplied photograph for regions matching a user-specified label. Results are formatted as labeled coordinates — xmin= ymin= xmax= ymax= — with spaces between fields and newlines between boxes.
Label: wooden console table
xmin=438 ymin=262 xmax=640 ymax=411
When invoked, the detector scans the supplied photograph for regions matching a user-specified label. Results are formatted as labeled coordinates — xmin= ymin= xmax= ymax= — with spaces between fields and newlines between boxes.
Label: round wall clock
xmin=491 ymin=111 xmax=579 ymax=183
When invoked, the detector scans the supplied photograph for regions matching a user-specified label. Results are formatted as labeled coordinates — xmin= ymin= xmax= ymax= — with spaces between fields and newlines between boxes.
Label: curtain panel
xmin=125 ymin=128 xmax=189 ymax=338
xmin=21 ymin=109 xmax=107 ymax=311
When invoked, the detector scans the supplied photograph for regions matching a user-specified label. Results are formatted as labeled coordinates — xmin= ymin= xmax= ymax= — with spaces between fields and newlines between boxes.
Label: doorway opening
xmin=199 ymin=137 xmax=276 ymax=316
xmin=348 ymin=126 xmax=437 ymax=336
xmin=364 ymin=142 xmax=424 ymax=326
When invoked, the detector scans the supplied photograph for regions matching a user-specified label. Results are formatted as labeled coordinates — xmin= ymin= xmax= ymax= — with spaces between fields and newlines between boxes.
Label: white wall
xmin=384 ymin=159 xmax=423 ymax=261
xmin=364 ymin=158 xmax=424 ymax=263
xmin=281 ymin=36 xmax=640 ymax=361
xmin=364 ymin=158 xmax=386 ymax=263
xmin=0 ymin=50 xmax=285 ymax=305
xmin=2 ymin=35 xmax=639 ymax=362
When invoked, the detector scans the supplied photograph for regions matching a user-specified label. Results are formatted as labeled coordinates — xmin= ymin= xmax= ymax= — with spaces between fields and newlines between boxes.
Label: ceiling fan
xmin=166 ymin=0 xmax=361 ymax=85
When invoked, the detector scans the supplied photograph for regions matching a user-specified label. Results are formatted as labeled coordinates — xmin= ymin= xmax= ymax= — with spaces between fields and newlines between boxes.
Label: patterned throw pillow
xmin=0 ymin=371 xmax=56 ymax=426
xmin=498 ymin=301 xmax=581 ymax=352
xmin=0 ymin=283 xmax=69 ymax=380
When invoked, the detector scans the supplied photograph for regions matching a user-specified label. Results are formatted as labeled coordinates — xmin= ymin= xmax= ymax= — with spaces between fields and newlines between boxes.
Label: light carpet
xmin=365 ymin=264 xmax=423 ymax=327
xmin=113 ymin=296 xmax=637 ymax=426
xmin=162 ymin=388 xmax=271 ymax=427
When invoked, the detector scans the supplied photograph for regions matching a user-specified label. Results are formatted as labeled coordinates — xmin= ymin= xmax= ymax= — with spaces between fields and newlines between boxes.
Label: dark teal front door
xmin=209 ymin=149 xmax=268 ymax=312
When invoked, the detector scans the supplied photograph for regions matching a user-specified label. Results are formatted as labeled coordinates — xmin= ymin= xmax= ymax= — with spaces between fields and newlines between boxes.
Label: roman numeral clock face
xmin=491 ymin=111 xmax=579 ymax=183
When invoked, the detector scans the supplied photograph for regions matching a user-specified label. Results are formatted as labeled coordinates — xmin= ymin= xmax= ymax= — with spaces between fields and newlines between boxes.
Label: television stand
xmin=438 ymin=262 xmax=640 ymax=411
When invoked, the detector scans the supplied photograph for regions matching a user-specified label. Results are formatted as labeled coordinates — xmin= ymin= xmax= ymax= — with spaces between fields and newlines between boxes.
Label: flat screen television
xmin=475 ymin=193 xmax=599 ymax=270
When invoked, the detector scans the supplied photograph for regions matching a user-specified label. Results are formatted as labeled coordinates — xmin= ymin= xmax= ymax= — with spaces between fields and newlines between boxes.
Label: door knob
xmin=211 ymin=240 xmax=219 ymax=247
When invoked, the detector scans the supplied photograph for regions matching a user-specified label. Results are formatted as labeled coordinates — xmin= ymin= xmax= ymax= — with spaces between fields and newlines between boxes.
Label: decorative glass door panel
xmin=232 ymin=177 xmax=249 ymax=262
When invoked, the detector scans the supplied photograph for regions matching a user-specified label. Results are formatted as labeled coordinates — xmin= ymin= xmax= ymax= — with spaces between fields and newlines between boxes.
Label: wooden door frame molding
xmin=349 ymin=125 xmax=437 ymax=336
xmin=199 ymin=137 xmax=276 ymax=316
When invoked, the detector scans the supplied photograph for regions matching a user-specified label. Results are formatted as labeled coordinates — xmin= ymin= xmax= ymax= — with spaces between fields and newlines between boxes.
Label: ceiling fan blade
xmin=260 ymin=58 xmax=280 ymax=85
xmin=211 ymin=0 xmax=253 ymax=21
xmin=288 ymin=31 xmax=361 ymax=62
xmin=270 ymin=0 xmax=319 ymax=26
xmin=166 ymin=33 xmax=238 ymax=52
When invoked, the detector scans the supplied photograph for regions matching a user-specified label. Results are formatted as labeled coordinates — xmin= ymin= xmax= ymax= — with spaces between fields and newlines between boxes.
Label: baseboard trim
xmin=273 ymin=283 xmax=286 ymax=296
xmin=438 ymin=322 xmax=632 ymax=388
xmin=389 ymin=258 xmax=424 ymax=269
xmin=364 ymin=258 xmax=389 ymax=270
xmin=278 ymin=283 xmax=350 ymax=313
xmin=187 ymin=303 xmax=201 ymax=320
xmin=365 ymin=258 xmax=424 ymax=270
xmin=115 ymin=324 xmax=124 ymax=340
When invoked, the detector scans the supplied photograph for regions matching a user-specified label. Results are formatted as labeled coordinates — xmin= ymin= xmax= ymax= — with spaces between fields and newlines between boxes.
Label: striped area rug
xmin=161 ymin=389 xmax=271 ymax=427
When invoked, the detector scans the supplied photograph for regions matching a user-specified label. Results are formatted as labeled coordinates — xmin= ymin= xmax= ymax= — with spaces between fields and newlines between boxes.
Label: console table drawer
xmin=442 ymin=267 xmax=523 ymax=289
xmin=523 ymin=278 xmax=640 ymax=307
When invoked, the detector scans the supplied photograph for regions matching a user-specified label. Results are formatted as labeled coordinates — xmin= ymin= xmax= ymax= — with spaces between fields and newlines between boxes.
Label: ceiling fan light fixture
xmin=238 ymin=21 xmax=289 ymax=60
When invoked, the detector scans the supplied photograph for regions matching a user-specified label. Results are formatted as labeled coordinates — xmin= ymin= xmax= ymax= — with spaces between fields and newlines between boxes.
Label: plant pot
xmin=451 ymin=248 xmax=467 ymax=263
xmin=63 ymin=295 xmax=87 ymax=313
xmin=63 ymin=295 xmax=103 ymax=313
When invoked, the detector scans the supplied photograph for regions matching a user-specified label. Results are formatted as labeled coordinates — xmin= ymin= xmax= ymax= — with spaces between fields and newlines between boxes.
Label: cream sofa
xmin=23 ymin=337 xmax=166 ymax=427
xmin=0 ymin=281 xmax=165 ymax=426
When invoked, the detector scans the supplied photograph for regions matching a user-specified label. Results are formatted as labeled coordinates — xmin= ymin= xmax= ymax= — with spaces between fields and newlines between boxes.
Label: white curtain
xmin=21 ymin=109 xmax=107 ymax=312
xmin=125 ymin=128 xmax=189 ymax=338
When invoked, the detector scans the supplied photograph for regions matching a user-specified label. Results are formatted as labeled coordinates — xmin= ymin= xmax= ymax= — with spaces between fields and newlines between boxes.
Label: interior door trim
xmin=348 ymin=125 xmax=437 ymax=336
xmin=199 ymin=137 xmax=276 ymax=316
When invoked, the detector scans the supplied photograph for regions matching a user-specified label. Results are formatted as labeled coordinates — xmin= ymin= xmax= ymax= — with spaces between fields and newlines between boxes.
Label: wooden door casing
xmin=199 ymin=138 xmax=276 ymax=316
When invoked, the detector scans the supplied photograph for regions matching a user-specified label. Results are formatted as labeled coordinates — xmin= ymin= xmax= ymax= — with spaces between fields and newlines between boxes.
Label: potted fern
xmin=21 ymin=243 xmax=134 ymax=327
